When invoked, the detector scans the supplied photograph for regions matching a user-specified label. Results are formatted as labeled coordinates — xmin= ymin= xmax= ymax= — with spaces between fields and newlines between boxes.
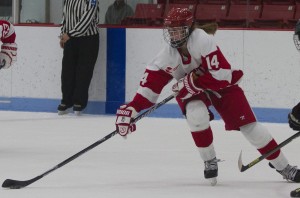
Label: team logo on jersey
xmin=90 ymin=0 xmax=97 ymax=6
xmin=165 ymin=64 xmax=180 ymax=74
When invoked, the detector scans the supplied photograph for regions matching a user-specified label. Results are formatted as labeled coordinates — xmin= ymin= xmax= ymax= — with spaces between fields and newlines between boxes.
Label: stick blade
xmin=2 ymin=176 xmax=40 ymax=189
xmin=2 ymin=179 xmax=28 ymax=189
xmin=238 ymin=150 xmax=247 ymax=172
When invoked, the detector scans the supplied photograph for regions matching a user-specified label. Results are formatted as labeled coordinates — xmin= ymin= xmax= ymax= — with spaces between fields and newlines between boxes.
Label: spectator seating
xmin=198 ymin=0 xmax=228 ymax=4
xmin=263 ymin=0 xmax=295 ymax=4
xmin=163 ymin=3 xmax=197 ymax=17
xmin=122 ymin=3 xmax=165 ymax=26
xmin=219 ymin=0 xmax=262 ymax=27
xmin=157 ymin=0 xmax=197 ymax=3
xmin=157 ymin=0 xmax=167 ymax=3
xmin=226 ymin=0 xmax=261 ymax=3
xmin=172 ymin=0 xmax=198 ymax=3
xmin=124 ymin=1 xmax=298 ymax=29
xmin=194 ymin=1 xmax=229 ymax=25
xmin=252 ymin=0 xmax=295 ymax=28
xmin=287 ymin=1 xmax=300 ymax=28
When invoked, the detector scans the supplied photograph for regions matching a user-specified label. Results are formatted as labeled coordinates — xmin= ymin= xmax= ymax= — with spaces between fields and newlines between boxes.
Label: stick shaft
xmin=2 ymin=93 xmax=175 ymax=188
xmin=239 ymin=131 xmax=300 ymax=172
xmin=42 ymin=93 xmax=175 ymax=177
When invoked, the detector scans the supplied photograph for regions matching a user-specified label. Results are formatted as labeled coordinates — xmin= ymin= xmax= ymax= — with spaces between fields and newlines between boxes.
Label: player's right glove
xmin=172 ymin=72 xmax=203 ymax=101
xmin=115 ymin=105 xmax=137 ymax=138
xmin=288 ymin=102 xmax=300 ymax=131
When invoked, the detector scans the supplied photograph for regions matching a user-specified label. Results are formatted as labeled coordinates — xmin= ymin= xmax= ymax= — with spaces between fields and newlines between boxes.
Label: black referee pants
xmin=61 ymin=34 xmax=99 ymax=109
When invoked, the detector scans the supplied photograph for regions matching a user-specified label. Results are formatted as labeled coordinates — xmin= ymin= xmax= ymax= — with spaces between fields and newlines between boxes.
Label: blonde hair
xmin=193 ymin=22 xmax=218 ymax=35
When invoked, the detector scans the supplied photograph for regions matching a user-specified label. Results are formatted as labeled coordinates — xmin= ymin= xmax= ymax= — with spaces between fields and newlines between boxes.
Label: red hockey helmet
xmin=164 ymin=7 xmax=194 ymax=28
xmin=163 ymin=8 xmax=194 ymax=48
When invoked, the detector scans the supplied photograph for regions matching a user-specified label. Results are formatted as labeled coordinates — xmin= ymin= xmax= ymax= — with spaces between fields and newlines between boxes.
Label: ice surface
xmin=0 ymin=111 xmax=299 ymax=198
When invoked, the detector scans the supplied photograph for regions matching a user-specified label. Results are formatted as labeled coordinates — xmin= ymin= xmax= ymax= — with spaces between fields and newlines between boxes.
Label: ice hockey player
xmin=293 ymin=19 xmax=300 ymax=52
xmin=289 ymin=19 xmax=300 ymax=198
xmin=0 ymin=20 xmax=17 ymax=70
xmin=115 ymin=7 xmax=300 ymax=185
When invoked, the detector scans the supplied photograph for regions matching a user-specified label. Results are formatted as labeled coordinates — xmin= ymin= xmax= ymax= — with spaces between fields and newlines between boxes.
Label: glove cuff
xmin=185 ymin=73 xmax=203 ymax=94
xmin=118 ymin=105 xmax=137 ymax=116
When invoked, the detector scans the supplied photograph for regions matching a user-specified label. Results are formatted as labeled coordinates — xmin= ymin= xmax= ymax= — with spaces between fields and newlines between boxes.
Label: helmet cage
xmin=163 ymin=7 xmax=193 ymax=48
xmin=294 ymin=20 xmax=300 ymax=51
xmin=293 ymin=34 xmax=300 ymax=51
xmin=163 ymin=25 xmax=190 ymax=48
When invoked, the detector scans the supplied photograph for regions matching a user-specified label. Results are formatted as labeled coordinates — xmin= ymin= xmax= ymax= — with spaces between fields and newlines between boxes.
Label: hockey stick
xmin=2 ymin=93 xmax=176 ymax=189
xmin=238 ymin=131 xmax=300 ymax=172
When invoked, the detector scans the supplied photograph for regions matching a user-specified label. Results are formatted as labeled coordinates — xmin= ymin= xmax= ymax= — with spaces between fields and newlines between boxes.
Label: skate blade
xmin=74 ymin=111 xmax=82 ymax=116
xmin=58 ymin=109 xmax=70 ymax=115
xmin=209 ymin=177 xmax=217 ymax=186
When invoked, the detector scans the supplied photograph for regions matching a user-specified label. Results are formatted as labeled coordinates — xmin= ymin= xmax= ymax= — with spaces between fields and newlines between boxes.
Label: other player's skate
xmin=291 ymin=187 xmax=300 ymax=197
xmin=204 ymin=157 xmax=220 ymax=186
xmin=269 ymin=163 xmax=300 ymax=182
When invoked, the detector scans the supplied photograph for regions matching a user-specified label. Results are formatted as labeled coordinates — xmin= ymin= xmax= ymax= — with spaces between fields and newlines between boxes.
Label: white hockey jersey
xmin=128 ymin=28 xmax=243 ymax=112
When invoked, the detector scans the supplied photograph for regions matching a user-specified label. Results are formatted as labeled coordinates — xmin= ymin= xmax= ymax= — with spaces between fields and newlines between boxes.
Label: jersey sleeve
xmin=196 ymin=46 xmax=233 ymax=91
xmin=127 ymin=67 xmax=173 ymax=112
xmin=0 ymin=20 xmax=16 ymax=43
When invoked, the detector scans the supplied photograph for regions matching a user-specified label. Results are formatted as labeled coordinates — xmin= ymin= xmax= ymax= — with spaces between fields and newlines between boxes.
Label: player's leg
xmin=58 ymin=38 xmax=77 ymax=115
xmin=213 ymin=85 xmax=300 ymax=182
xmin=73 ymin=34 xmax=99 ymax=114
xmin=184 ymin=99 xmax=219 ymax=186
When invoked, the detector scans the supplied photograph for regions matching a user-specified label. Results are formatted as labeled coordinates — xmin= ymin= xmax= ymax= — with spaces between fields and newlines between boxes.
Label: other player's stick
xmin=238 ymin=131 xmax=300 ymax=172
xmin=2 ymin=93 xmax=176 ymax=189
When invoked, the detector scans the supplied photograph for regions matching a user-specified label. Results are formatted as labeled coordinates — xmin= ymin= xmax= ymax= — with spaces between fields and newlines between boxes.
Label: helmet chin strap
xmin=170 ymin=37 xmax=188 ymax=48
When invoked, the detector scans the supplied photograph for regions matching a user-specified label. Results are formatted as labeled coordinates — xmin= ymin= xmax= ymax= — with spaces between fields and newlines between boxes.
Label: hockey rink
xmin=0 ymin=111 xmax=299 ymax=198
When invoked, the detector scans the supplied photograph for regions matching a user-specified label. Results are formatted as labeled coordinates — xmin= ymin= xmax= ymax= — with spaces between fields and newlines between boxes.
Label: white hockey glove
xmin=0 ymin=43 xmax=17 ymax=69
xmin=0 ymin=52 xmax=12 ymax=69
xmin=116 ymin=105 xmax=137 ymax=138
xmin=172 ymin=72 xmax=203 ymax=101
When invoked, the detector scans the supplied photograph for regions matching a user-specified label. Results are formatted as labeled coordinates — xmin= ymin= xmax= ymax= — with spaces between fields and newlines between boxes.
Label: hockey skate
xmin=57 ymin=104 xmax=72 ymax=115
xmin=204 ymin=157 xmax=220 ymax=186
xmin=291 ymin=187 xmax=300 ymax=197
xmin=73 ymin=104 xmax=84 ymax=116
xmin=269 ymin=163 xmax=300 ymax=182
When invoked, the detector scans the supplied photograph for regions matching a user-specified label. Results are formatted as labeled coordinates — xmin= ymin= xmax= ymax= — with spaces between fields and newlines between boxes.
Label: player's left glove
xmin=172 ymin=72 xmax=203 ymax=101
xmin=115 ymin=105 xmax=137 ymax=138
xmin=288 ymin=102 xmax=300 ymax=131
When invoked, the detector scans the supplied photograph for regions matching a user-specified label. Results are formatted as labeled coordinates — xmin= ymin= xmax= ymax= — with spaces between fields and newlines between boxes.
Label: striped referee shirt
xmin=61 ymin=0 xmax=99 ymax=37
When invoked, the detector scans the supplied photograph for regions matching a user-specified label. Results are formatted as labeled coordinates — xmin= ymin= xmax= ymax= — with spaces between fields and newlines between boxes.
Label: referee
xmin=58 ymin=0 xmax=100 ymax=115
